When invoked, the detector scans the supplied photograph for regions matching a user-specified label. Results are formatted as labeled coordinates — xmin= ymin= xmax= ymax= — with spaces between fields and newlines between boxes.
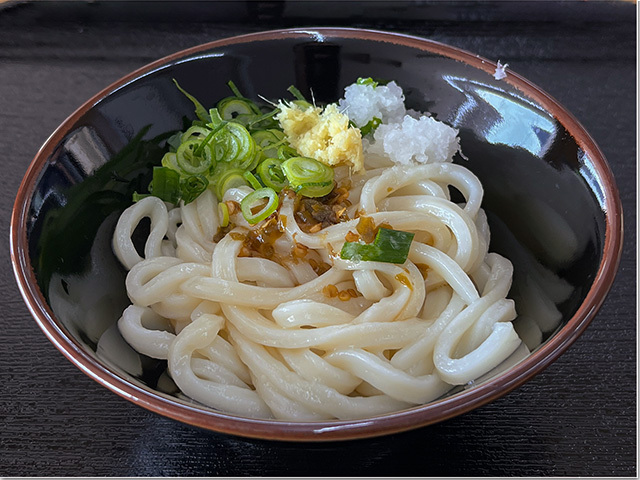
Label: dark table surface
xmin=0 ymin=1 xmax=636 ymax=477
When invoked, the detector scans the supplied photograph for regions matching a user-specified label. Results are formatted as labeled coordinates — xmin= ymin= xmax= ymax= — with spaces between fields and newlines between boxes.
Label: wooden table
xmin=1 ymin=1 xmax=635 ymax=476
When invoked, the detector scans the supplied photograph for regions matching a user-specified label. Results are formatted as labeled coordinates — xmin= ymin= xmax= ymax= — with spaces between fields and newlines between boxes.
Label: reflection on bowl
xmin=10 ymin=28 xmax=622 ymax=441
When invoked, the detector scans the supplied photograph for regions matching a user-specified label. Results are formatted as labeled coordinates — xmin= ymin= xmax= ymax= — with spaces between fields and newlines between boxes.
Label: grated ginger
xmin=276 ymin=102 xmax=364 ymax=173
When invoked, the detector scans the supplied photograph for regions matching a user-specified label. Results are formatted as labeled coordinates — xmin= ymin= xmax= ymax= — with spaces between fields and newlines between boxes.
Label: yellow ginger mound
xmin=276 ymin=102 xmax=364 ymax=173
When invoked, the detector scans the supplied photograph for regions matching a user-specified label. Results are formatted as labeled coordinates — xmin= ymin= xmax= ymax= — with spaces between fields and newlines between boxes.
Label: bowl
xmin=10 ymin=27 xmax=623 ymax=441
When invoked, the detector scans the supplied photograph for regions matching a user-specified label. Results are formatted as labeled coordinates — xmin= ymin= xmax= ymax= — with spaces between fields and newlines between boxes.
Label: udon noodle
xmin=112 ymin=81 xmax=522 ymax=420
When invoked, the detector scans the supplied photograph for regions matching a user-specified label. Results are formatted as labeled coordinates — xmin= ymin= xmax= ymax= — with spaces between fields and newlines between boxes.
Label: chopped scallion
xmin=252 ymin=129 xmax=285 ymax=158
xmin=240 ymin=187 xmax=279 ymax=224
xmin=215 ymin=168 xmax=249 ymax=200
xmin=243 ymin=170 xmax=263 ymax=190
xmin=173 ymin=79 xmax=210 ymax=123
xmin=176 ymin=139 xmax=213 ymax=175
xmin=148 ymin=166 xmax=181 ymax=205
xmin=340 ymin=228 xmax=415 ymax=264
xmin=356 ymin=77 xmax=378 ymax=88
xmin=180 ymin=125 xmax=210 ymax=144
xmin=247 ymin=108 xmax=281 ymax=129
xmin=256 ymin=158 xmax=287 ymax=192
xmin=218 ymin=202 xmax=230 ymax=227
xmin=132 ymin=192 xmax=150 ymax=202
xmin=227 ymin=80 xmax=243 ymax=98
xmin=287 ymin=85 xmax=307 ymax=102
xmin=217 ymin=97 xmax=261 ymax=120
xmin=360 ymin=116 xmax=382 ymax=136
xmin=161 ymin=152 xmax=180 ymax=171
xmin=281 ymin=156 xmax=334 ymax=198
xmin=180 ymin=175 xmax=209 ymax=204
xmin=277 ymin=144 xmax=299 ymax=161
xmin=166 ymin=131 xmax=183 ymax=152
xmin=208 ymin=108 xmax=225 ymax=128
xmin=293 ymin=180 xmax=333 ymax=197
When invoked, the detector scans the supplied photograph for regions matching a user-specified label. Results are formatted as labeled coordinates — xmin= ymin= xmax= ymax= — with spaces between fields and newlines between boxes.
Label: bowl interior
xmin=19 ymin=30 xmax=611 ymax=437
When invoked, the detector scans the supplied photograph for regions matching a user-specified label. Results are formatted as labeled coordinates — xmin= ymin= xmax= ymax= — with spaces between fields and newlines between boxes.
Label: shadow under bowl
xmin=10 ymin=27 xmax=623 ymax=441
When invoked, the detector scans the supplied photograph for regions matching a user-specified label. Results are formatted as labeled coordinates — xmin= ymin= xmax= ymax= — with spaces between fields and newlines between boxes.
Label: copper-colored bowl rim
xmin=10 ymin=27 xmax=624 ymax=441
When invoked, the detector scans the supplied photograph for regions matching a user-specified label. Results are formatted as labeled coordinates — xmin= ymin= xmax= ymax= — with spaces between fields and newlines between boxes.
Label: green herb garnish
xmin=340 ymin=228 xmax=415 ymax=264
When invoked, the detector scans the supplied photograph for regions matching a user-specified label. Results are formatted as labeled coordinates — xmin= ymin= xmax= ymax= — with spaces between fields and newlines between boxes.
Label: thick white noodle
xmin=113 ymin=161 xmax=522 ymax=420
xmin=118 ymin=305 xmax=175 ymax=360
xmin=112 ymin=196 xmax=169 ymax=270
xmin=168 ymin=315 xmax=272 ymax=417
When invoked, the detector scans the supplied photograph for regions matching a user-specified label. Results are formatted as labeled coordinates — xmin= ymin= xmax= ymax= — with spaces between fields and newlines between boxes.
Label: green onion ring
xmin=215 ymin=168 xmax=249 ymax=200
xmin=281 ymin=156 xmax=334 ymax=197
xmin=256 ymin=158 xmax=287 ymax=192
xmin=180 ymin=175 xmax=209 ymax=204
xmin=243 ymin=171 xmax=263 ymax=190
xmin=241 ymin=187 xmax=279 ymax=224
xmin=218 ymin=202 xmax=230 ymax=227
xmin=218 ymin=97 xmax=261 ymax=120
xmin=161 ymin=152 xmax=180 ymax=172
xmin=180 ymin=125 xmax=210 ymax=144
xmin=176 ymin=139 xmax=213 ymax=175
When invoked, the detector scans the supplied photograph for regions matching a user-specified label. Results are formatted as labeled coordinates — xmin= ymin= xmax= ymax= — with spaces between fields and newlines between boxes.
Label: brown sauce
xmin=294 ymin=181 xmax=352 ymax=234
xmin=212 ymin=183 xmax=352 ymax=279
xmin=415 ymin=263 xmax=430 ymax=279
xmin=395 ymin=272 xmax=413 ymax=291
xmin=237 ymin=215 xmax=285 ymax=259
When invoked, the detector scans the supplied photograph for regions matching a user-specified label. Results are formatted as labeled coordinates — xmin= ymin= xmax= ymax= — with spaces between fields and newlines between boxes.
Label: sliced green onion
xmin=231 ymin=113 xmax=257 ymax=127
xmin=215 ymin=168 xmax=249 ymax=200
xmin=212 ymin=122 xmax=255 ymax=168
xmin=359 ymin=116 xmax=382 ymax=136
xmin=176 ymin=139 xmax=213 ymax=175
xmin=243 ymin=170 xmax=263 ymax=190
xmin=244 ymin=151 xmax=262 ymax=173
xmin=356 ymin=77 xmax=389 ymax=87
xmin=161 ymin=152 xmax=181 ymax=172
xmin=252 ymin=129 xmax=286 ymax=158
xmin=132 ymin=192 xmax=150 ymax=202
xmin=166 ymin=131 xmax=183 ymax=152
xmin=281 ymin=156 xmax=334 ymax=198
xmin=180 ymin=175 xmax=209 ymax=204
xmin=293 ymin=180 xmax=333 ymax=197
xmin=180 ymin=125 xmax=210 ymax=143
xmin=247 ymin=108 xmax=281 ymax=130
xmin=293 ymin=99 xmax=313 ymax=109
xmin=240 ymin=187 xmax=278 ymax=224
xmin=173 ymin=79 xmax=210 ymax=123
xmin=227 ymin=80 xmax=243 ymax=98
xmin=208 ymin=108 xmax=226 ymax=128
xmin=218 ymin=202 xmax=230 ymax=227
xmin=194 ymin=128 xmax=218 ymax=157
xmin=252 ymin=129 xmax=285 ymax=146
xmin=256 ymin=158 xmax=287 ymax=192
xmin=227 ymin=123 xmax=256 ymax=169
xmin=212 ymin=129 xmax=239 ymax=164
xmin=217 ymin=97 xmax=261 ymax=120
xmin=277 ymin=144 xmax=299 ymax=160
xmin=356 ymin=77 xmax=378 ymax=88
xmin=373 ymin=228 xmax=415 ymax=261
xmin=286 ymin=85 xmax=313 ymax=108
xmin=148 ymin=166 xmax=181 ymax=205
xmin=287 ymin=85 xmax=308 ymax=102
xmin=340 ymin=228 xmax=415 ymax=264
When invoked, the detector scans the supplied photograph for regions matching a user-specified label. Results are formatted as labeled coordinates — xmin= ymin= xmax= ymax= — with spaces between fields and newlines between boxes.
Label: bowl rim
xmin=10 ymin=26 xmax=624 ymax=441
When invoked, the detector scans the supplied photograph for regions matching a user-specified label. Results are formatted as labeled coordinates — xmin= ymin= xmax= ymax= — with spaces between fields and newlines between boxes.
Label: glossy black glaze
xmin=24 ymin=33 xmax=609 ymax=420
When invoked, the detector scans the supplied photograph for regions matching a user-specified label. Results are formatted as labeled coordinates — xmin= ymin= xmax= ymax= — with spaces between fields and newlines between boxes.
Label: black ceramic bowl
xmin=10 ymin=28 xmax=623 ymax=441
